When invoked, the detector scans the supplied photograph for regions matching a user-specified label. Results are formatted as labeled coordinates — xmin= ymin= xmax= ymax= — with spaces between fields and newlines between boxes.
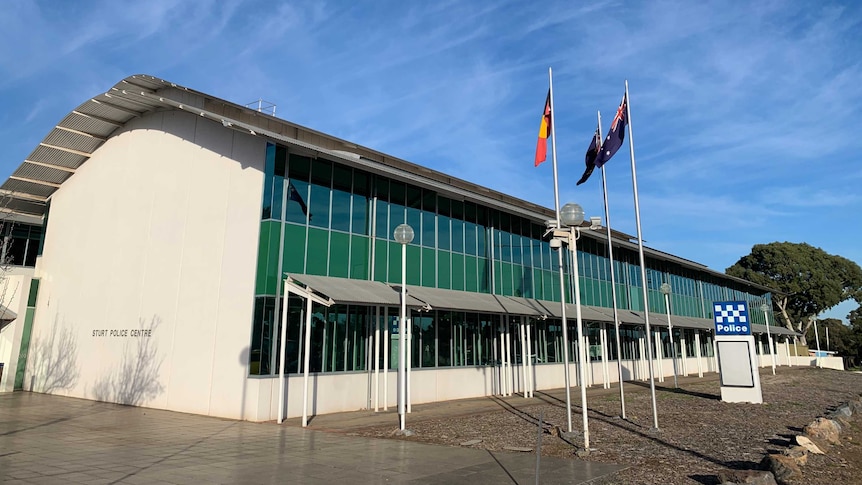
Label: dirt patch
xmin=348 ymin=367 xmax=862 ymax=484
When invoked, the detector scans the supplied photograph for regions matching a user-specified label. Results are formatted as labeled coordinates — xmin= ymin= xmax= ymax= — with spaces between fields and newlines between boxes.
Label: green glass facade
xmin=249 ymin=142 xmax=771 ymax=375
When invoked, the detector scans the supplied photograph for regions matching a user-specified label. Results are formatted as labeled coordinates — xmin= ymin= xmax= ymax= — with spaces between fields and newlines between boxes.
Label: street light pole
xmin=659 ymin=283 xmax=678 ymax=389
xmin=812 ymin=316 xmax=822 ymax=368
xmin=560 ymin=203 xmax=591 ymax=452
xmin=394 ymin=224 xmax=414 ymax=431
xmin=760 ymin=303 xmax=776 ymax=375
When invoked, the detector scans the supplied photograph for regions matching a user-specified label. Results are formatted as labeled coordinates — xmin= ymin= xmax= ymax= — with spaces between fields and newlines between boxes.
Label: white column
xmin=301 ymin=296 xmax=312 ymax=427
xmin=639 ymin=338 xmax=647 ymax=381
xmin=520 ymin=318 xmax=528 ymax=398
xmin=655 ymin=331 xmax=664 ymax=383
xmin=694 ymin=331 xmax=703 ymax=378
xmin=383 ymin=307 xmax=389 ymax=410
xmin=526 ymin=321 xmax=534 ymax=398
xmin=680 ymin=336 xmax=688 ymax=376
xmin=407 ymin=316 xmax=412 ymax=413
xmin=374 ymin=306 xmax=380 ymax=411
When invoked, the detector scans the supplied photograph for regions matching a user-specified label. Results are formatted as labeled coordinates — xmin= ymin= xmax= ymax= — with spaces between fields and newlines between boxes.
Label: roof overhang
xmin=0 ymin=74 xmax=775 ymax=296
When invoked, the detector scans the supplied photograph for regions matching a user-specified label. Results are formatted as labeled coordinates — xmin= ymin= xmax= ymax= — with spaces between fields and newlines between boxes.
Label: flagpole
xmin=598 ymin=110 xmax=627 ymax=421
xmin=549 ymin=67 xmax=574 ymax=433
xmin=625 ymin=80 xmax=659 ymax=431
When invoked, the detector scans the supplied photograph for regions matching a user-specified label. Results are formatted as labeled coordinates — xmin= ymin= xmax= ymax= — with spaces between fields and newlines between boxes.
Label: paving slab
xmin=1 ymin=392 xmax=623 ymax=484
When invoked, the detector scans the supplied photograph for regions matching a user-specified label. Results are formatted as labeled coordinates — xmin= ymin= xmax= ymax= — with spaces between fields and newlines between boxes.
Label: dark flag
xmin=576 ymin=128 xmax=602 ymax=185
xmin=596 ymin=94 xmax=628 ymax=167
xmin=288 ymin=181 xmax=311 ymax=220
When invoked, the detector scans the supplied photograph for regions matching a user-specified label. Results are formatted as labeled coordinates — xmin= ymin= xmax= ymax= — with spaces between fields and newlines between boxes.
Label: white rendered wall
xmin=25 ymin=111 xmax=265 ymax=419
xmin=0 ymin=273 xmax=33 ymax=392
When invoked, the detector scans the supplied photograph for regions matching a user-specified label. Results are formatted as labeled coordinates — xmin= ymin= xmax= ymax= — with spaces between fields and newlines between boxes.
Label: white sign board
xmin=713 ymin=301 xmax=763 ymax=404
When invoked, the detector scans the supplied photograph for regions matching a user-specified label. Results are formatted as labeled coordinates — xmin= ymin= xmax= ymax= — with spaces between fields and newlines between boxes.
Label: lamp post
xmin=760 ymin=303 xmax=776 ymax=375
xmin=394 ymin=223 xmax=414 ymax=431
xmin=811 ymin=316 xmax=822 ymax=368
xmin=559 ymin=202 xmax=591 ymax=452
xmin=659 ymin=283 xmax=678 ymax=389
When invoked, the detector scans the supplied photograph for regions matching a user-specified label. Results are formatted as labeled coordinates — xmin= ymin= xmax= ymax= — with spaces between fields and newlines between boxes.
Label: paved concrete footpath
xmin=0 ymin=392 xmax=622 ymax=484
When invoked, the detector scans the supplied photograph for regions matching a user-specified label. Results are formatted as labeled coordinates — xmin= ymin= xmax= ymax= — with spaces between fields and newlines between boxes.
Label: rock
xmin=760 ymin=455 xmax=801 ymax=485
xmin=831 ymin=404 xmax=853 ymax=419
xmin=849 ymin=398 xmax=862 ymax=414
xmin=459 ymin=439 xmax=482 ymax=446
xmin=803 ymin=417 xmax=841 ymax=446
xmin=793 ymin=436 xmax=823 ymax=455
xmin=392 ymin=429 xmax=415 ymax=437
xmin=503 ymin=446 xmax=533 ymax=452
xmin=717 ymin=469 xmax=778 ymax=485
xmin=782 ymin=445 xmax=809 ymax=466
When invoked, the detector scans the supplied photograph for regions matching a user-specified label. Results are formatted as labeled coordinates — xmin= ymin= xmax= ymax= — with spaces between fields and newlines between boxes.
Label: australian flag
xmin=576 ymin=127 xmax=601 ymax=185
xmin=288 ymin=181 xmax=310 ymax=220
xmin=596 ymin=94 xmax=628 ymax=167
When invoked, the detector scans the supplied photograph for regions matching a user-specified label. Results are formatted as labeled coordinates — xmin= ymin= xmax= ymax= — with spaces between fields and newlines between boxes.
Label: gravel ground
xmin=349 ymin=367 xmax=862 ymax=484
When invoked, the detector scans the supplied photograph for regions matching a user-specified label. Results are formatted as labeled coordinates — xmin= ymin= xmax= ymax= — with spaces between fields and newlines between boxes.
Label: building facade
xmin=0 ymin=75 xmax=796 ymax=421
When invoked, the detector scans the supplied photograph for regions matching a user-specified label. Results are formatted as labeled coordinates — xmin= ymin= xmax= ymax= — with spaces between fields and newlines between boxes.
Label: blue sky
xmin=2 ymin=1 xmax=861 ymax=320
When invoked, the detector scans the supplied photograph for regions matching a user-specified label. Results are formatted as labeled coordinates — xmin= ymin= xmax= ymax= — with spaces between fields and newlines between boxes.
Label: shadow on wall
xmin=29 ymin=314 xmax=80 ymax=393
xmin=92 ymin=316 xmax=165 ymax=406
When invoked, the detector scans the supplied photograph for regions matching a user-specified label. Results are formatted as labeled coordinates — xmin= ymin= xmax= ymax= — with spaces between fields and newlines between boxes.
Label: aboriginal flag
xmin=534 ymin=91 xmax=551 ymax=166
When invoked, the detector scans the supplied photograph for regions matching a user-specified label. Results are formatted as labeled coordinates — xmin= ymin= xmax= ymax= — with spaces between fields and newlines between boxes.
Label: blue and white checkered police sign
xmin=713 ymin=301 xmax=751 ymax=336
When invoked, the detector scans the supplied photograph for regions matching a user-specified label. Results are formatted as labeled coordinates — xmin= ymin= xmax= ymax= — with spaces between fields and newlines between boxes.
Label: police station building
xmin=0 ymin=75 xmax=797 ymax=421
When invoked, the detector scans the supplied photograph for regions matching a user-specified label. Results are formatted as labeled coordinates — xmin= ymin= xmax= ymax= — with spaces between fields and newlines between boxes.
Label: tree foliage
xmin=726 ymin=242 xmax=862 ymax=343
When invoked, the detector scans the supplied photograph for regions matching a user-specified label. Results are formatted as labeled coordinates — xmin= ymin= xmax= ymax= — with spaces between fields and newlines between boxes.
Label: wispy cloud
xmin=1 ymin=0 xmax=860 ymax=275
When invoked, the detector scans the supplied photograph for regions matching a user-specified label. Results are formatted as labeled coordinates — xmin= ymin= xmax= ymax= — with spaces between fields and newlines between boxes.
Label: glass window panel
xmin=465 ymin=255 xmax=478 ymax=292
xmin=263 ymin=223 xmax=281 ymax=295
xmin=351 ymin=194 xmax=370 ymax=235
xmin=249 ymin=296 xmax=276 ymax=375
xmin=271 ymin=146 xmax=287 ymax=221
xmin=373 ymin=242 xmax=387 ymax=283
xmin=437 ymin=311 xmax=452 ymax=367
xmin=388 ymin=241 xmax=402 ymax=283
xmin=350 ymin=235 xmax=369 ymax=279
xmin=501 ymin=262 xmax=514 ymax=296
xmin=407 ymin=208 xmax=422 ymax=246
xmin=407 ymin=245 xmax=421 ymax=286
xmin=422 ymin=247 xmax=436 ymax=287
xmin=354 ymin=170 xmax=370 ymax=196
xmin=479 ymin=257 xmax=490 ymax=293
xmin=451 ymin=218 xmax=464 ymax=254
xmin=451 ymin=253 xmax=465 ymax=291
xmin=388 ymin=203 xmax=406 ymax=241
xmin=477 ymin=224 xmax=486 ymax=258
xmin=416 ymin=313 xmax=436 ymax=367
xmin=331 ymin=189 xmax=351 ymax=232
xmin=421 ymin=209 xmax=436 ymax=249
xmin=284 ymin=178 xmax=309 ymax=225
xmin=512 ymin=235 xmax=523 ymax=265
xmin=255 ymin=221 xmax=275 ymax=295
xmin=306 ymin=228 xmax=329 ymax=275
xmin=311 ymin=158 xmax=332 ymax=186
xmin=438 ymin=215 xmax=451 ymax=251
xmin=438 ymin=198 xmax=450 ymax=251
xmin=309 ymin=183 xmax=331 ymax=229
xmin=282 ymin=223 xmax=306 ymax=275
xmin=261 ymin=143 xmax=276 ymax=220
xmin=464 ymin=222 xmax=477 ymax=256
xmin=332 ymin=164 xmax=351 ymax=191
xmin=375 ymin=200 xmax=389 ymax=239
xmin=328 ymin=232 xmax=350 ymax=278
xmin=438 ymin=251 xmax=451 ymax=289
xmin=389 ymin=180 xmax=405 ymax=206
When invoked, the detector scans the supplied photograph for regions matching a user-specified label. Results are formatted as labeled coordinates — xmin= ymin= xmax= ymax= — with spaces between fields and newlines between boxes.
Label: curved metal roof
xmin=0 ymin=74 xmax=777 ymax=296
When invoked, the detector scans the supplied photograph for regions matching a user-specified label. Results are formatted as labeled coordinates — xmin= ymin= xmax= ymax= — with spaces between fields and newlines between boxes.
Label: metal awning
xmin=0 ymin=304 xmax=17 ymax=322
xmin=288 ymin=274 xmax=425 ymax=307
xmin=403 ymin=286 xmax=541 ymax=315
